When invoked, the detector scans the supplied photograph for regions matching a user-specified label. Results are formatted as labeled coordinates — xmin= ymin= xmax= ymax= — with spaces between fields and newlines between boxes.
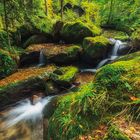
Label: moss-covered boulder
xmin=0 ymin=65 xmax=56 ymax=106
xmin=131 ymin=29 xmax=140 ymax=51
xmin=95 ymin=54 xmax=140 ymax=99
xmin=82 ymin=36 xmax=111 ymax=65
xmin=60 ymin=22 xmax=101 ymax=43
xmin=13 ymin=16 xmax=53 ymax=47
xmin=46 ymin=52 xmax=140 ymax=140
xmin=102 ymin=29 xmax=129 ymax=41
xmin=0 ymin=49 xmax=18 ymax=79
xmin=26 ymin=43 xmax=81 ymax=64
xmin=50 ymin=66 xmax=79 ymax=87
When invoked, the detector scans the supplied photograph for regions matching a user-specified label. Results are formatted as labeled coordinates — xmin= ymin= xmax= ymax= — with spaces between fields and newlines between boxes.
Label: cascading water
xmin=81 ymin=39 xmax=128 ymax=72
xmin=38 ymin=49 xmax=46 ymax=67
xmin=2 ymin=96 xmax=52 ymax=129
xmin=0 ymin=96 xmax=53 ymax=140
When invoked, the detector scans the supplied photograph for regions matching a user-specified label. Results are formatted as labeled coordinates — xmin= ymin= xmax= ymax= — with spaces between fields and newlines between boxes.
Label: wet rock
xmin=26 ymin=43 xmax=81 ymax=64
xmin=19 ymin=51 xmax=40 ymax=67
xmin=0 ymin=65 xmax=56 ymax=106
xmin=45 ymin=80 xmax=60 ymax=95
xmin=50 ymin=66 xmax=79 ymax=87
xmin=82 ymin=36 xmax=111 ymax=65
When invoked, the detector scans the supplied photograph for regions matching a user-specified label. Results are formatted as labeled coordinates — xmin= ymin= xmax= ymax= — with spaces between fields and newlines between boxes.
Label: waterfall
xmin=111 ymin=40 xmax=122 ymax=56
xmin=81 ymin=39 xmax=127 ymax=72
xmin=38 ymin=50 xmax=46 ymax=67
xmin=2 ymin=96 xmax=52 ymax=129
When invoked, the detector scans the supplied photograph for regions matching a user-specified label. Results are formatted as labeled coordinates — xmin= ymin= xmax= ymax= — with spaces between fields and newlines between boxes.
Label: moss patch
xmin=102 ymin=29 xmax=129 ymax=41
xmin=82 ymin=36 xmax=111 ymax=64
xmin=60 ymin=22 xmax=101 ymax=43
xmin=50 ymin=66 xmax=78 ymax=86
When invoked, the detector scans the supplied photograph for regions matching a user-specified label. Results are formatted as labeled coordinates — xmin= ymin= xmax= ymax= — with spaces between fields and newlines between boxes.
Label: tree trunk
xmin=3 ymin=0 xmax=11 ymax=48
xmin=107 ymin=0 xmax=114 ymax=24
xmin=60 ymin=0 xmax=64 ymax=20
xmin=44 ymin=0 xmax=48 ymax=16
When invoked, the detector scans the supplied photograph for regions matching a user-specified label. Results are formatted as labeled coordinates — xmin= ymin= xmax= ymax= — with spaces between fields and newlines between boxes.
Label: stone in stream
xmin=25 ymin=43 xmax=81 ymax=65
xmin=82 ymin=36 xmax=112 ymax=65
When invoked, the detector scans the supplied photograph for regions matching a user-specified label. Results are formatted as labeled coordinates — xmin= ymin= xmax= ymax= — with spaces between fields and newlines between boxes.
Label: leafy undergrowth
xmin=0 ymin=65 xmax=56 ymax=89
xmin=47 ymin=53 xmax=140 ymax=140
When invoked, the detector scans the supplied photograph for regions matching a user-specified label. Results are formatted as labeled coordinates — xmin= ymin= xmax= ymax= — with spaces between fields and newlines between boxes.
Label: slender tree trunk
xmin=60 ymin=0 xmax=64 ymax=20
xmin=44 ymin=0 xmax=48 ymax=16
xmin=3 ymin=0 xmax=11 ymax=48
xmin=107 ymin=0 xmax=114 ymax=24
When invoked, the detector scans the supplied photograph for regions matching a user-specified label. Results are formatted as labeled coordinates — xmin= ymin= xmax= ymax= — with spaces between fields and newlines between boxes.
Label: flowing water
xmin=0 ymin=96 xmax=53 ymax=140
xmin=0 ymin=39 xmax=129 ymax=140
xmin=38 ymin=50 xmax=46 ymax=67
xmin=81 ymin=39 xmax=128 ymax=72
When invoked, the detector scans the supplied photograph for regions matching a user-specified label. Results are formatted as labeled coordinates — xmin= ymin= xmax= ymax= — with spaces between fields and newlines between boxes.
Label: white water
xmin=38 ymin=50 xmax=46 ymax=67
xmin=2 ymin=96 xmax=52 ymax=129
xmin=81 ymin=39 xmax=127 ymax=73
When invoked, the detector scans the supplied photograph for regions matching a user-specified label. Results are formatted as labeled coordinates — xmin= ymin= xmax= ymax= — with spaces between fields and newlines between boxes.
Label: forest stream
xmin=0 ymin=39 xmax=130 ymax=140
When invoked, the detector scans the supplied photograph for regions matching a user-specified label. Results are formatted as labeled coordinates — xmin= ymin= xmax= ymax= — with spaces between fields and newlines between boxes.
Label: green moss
xmin=104 ymin=125 xmax=130 ymax=140
xmin=116 ymin=51 xmax=140 ymax=62
xmin=102 ymin=29 xmax=129 ymax=41
xmin=47 ymin=53 xmax=140 ymax=140
xmin=50 ymin=66 xmax=79 ymax=86
xmin=47 ymin=83 xmax=97 ymax=140
xmin=60 ymin=22 xmax=101 ymax=43
xmin=82 ymin=36 xmax=111 ymax=64
xmin=95 ymin=56 xmax=140 ymax=98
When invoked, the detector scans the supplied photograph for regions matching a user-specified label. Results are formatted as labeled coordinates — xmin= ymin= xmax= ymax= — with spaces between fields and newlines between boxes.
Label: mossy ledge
xmin=47 ymin=52 xmax=140 ymax=140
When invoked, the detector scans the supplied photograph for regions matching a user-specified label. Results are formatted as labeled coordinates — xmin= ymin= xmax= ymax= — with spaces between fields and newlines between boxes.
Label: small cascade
xmin=2 ymin=96 xmax=52 ymax=129
xmin=38 ymin=50 xmax=46 ymax=67
xmin=96 ymin=58 xmax=110 ymax=69
xmin=111 ymin=40 xmax=122 ymax=56
xmin=81 ymin=39 xmax=127 ymax=72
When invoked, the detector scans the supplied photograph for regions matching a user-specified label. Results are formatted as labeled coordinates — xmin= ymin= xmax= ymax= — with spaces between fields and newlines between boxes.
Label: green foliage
xmin=96 ymin=0 xmax=140 ymax=31
xmin=47 ymin=82 xmax=110 ymax=139
xmin=0 ymin=49 xmax=17 ymax=78
xmin=104 ymin=125 xmax=130 ymax=140
xmin=102 ymin=29 xmax=129 ymax=41
xmin=0 ymin=30 xmax=8 ymax=48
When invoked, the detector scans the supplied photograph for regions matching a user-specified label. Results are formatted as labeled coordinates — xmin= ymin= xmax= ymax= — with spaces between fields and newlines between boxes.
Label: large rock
xmin=0 ymin=65 xmax=56 ymax=106
xmin=60 ymin=22 xmax=101 ymax=43
xmin=82 ymin=36 xmax=111 ymax=65
xmin=102 ymin=29 xmax=129 ymax=41
xmin=50 ymin=66 xmax=79 ymax=87
xmin=26 ymin=43 xmax=81 ymax=64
